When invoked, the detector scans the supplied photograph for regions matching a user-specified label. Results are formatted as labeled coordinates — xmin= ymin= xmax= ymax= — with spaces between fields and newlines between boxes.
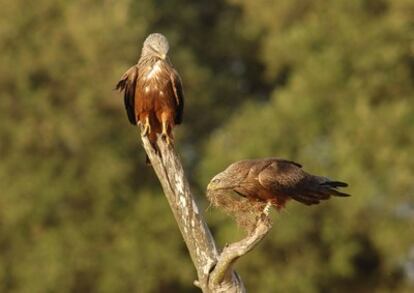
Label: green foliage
xmin=0 ymin=0 xmax=413 ymax=292
xmin=200 ymin=0 xmax=414 ymax=292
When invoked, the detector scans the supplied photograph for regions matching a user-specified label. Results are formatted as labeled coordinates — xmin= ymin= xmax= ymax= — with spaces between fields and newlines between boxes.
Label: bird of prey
xmin=207 ymin=158 xmax=349 ymax=210
xmin=116 ymin=33 xmax=184 ymax=147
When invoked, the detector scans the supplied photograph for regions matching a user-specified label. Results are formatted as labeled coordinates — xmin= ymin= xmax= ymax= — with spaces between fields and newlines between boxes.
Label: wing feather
xmin=116 ymin=65 xmax=138 ymax=125
xmin=258 ymin=160 xmax=306 ymax=197
xmin=258 ymin=159 xmax=349 ymax=205
xmin=170 ymin=70 xmax=184 ymax=124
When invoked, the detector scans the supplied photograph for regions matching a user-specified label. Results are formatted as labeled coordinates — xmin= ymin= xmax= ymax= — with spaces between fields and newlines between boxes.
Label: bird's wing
xmin=258 ymin=159 xmax=350 ymax=205
xmin=258 ymin=160 xmax=305 ymax=194
xmin=257 ymin=160 xmax=321 ymax=205
xmin=116 ymin=65 xmax=138 ymax=125
xmin=170 ymin=70 xmax=184 ymax=125
xmin=273 ymin=158 xmax=302 ymax=168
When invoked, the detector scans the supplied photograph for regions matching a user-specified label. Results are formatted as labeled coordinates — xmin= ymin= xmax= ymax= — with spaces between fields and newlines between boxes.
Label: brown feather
xmin=116 ymin=65 xmax=138 ymax=124
xmin=208 ymin=158 xmax=350 ymax=209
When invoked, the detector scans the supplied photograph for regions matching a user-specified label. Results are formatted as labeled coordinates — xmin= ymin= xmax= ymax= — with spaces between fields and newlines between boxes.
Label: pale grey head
xmin=141 ymin=33 xmax=170 ymax=60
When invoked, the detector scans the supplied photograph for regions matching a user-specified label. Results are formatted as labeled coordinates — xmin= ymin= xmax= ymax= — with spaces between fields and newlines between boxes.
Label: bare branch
xmin=141 ymin=135 xmax=246 ymax=292
xmin=209 ymin=213 xmax=272 ymax=290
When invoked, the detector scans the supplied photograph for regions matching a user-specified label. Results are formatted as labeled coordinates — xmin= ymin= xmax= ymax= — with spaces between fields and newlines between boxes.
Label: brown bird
xmin=116 ymin=33 xmax=184 ymax=147
xmin=207 ymin=158 xmax=350 ymax=210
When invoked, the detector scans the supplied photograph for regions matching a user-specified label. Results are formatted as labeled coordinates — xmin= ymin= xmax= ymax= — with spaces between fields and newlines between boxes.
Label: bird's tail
xmin=292 ymin=177 xmax=350 ymax=205
xmin=319 ymin=179 xmax=350 ymax=197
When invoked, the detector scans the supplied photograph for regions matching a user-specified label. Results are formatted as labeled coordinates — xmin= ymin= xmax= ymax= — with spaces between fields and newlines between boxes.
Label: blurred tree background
xmin=0 ymin=0 xmax=413 ymax=292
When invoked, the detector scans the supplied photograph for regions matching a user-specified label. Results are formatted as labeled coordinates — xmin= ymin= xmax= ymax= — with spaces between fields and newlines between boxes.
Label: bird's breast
xmin=141 ymin=83 xmax=166 ymax=99
xmin=145 ymin=62 xmax=162 ymax=80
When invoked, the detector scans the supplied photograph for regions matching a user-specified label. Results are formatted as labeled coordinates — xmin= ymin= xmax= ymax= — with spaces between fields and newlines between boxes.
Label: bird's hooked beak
xmin=207 ymin=177 xmax=218 ymax=191
xmin=160 ymin=53 xmax=167 ymax=60
xmin=207 ymin=181 xmax=214 ymax=191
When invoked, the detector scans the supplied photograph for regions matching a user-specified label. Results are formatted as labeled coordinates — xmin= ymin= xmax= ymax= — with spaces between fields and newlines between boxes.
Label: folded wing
xmin=258 ymin=159 xmax=349 ymax=205
xmin=116 ymin=65 xmax=139 ymax=125
xmin=170 ymin=70 xmax=184 ymax=125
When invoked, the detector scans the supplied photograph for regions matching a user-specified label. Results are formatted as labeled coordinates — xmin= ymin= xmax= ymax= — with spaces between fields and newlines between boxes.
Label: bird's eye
xmin=212 ymin=179 xmax=220 ymax=184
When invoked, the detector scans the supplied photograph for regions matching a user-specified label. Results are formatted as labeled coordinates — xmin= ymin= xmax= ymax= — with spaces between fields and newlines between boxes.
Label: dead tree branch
xmin=141 ymin=134 xmax=272 ymax=292
xmin=208 ymin=214 xmax=272 ymax=290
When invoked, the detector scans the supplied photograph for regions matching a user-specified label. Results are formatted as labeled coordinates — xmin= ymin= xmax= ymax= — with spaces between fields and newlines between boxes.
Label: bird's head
xmin=142 ymin=33 xmax=170 ymax=60
xmin=207 ymin=171 xmax=235 ymax=192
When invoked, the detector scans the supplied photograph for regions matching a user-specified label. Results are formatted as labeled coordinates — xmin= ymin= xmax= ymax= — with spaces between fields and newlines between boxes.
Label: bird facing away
xmin=116 ymin=33 xmax=184 ymax=147
xmin=207 ymin=158 xmax=350 ymax=210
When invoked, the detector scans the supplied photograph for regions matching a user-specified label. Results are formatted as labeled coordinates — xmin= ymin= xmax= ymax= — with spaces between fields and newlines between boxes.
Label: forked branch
xmin=208 ymin=212 xmax=272 ymax=289
xmin=140 ymin=134 xmax=272 ymax=292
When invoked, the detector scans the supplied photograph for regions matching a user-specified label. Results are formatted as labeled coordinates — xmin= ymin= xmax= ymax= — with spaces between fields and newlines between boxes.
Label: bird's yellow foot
xmin=142 ymin=119 xmax=151 ymax=136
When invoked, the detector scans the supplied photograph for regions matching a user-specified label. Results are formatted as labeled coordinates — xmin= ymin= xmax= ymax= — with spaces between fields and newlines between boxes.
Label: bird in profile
xmin=116 ymin=33 xmax=184 ymax=149
xmin=207 ymin=158 xmax=350 ymax=212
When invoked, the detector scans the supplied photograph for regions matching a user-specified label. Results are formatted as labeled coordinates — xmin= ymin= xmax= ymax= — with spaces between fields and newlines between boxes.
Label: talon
xmin=160 ymin=115 xmax=174 ymax=146
xmin=142 ymin=125 xmax=149 ymax=136
xmin=142 ymin=117 xmax=151 ymax=136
